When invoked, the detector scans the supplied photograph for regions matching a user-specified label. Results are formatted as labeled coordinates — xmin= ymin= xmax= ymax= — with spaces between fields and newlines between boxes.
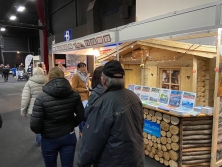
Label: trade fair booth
xmin=97 ymin=37 xmax=218 ymax=167
xmin=51 ymin=1 xmax=222 ymax=166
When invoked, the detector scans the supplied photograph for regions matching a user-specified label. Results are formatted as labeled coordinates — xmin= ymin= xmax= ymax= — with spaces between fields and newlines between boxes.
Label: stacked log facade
xmin=181 ymin=117 xmax=212 ymax=167
xmin=143 ymin=107 xmax=213 ymax=167
xmin=217 ymin=99 xmax=222 ymax=160
xmin=143 ymin=108 xmax=180 ymax=167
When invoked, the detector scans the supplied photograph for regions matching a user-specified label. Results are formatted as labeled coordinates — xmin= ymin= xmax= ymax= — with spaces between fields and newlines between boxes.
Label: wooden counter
xmin=143 ymin=106 xmax=213 ymax=167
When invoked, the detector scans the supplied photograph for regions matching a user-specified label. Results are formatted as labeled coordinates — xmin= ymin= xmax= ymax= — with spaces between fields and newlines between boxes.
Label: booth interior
xmin=96 ymin=34 xmax=221 ymax=167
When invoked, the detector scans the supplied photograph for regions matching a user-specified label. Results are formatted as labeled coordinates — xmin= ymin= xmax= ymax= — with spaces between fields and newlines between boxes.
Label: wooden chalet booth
xmin=97 ymin=38 xmax=222 ymax=167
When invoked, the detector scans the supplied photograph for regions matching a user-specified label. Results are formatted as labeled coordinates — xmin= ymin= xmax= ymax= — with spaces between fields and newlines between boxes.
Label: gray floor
xmin=0 ymin=75 xmax=164 ymax=167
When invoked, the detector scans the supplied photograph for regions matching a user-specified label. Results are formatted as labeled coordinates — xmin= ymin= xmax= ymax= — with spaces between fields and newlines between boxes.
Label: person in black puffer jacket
xmin=30 ymin=67 xmax=84 ymax=167
xmin=84 ymin=66 xmax=104 ymax=121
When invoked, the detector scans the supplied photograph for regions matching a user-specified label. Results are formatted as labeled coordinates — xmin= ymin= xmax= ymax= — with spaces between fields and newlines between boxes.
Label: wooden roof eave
xmin=97 ymin=41 xmax=138 ymax=62
xmin=138 ymin=40 xmax=216 ymax=59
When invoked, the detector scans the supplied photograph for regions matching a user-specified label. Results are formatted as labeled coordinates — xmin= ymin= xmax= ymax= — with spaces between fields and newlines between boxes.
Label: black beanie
xmin=103 ymin=60 xmax=125 ymax=78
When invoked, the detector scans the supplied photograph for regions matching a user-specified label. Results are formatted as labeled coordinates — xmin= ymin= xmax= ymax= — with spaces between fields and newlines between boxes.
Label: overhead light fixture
xmin=0 ymin=28 xmax=6 ymax=31
xmin=10 ymin=15 xmax=16 ymax=20
xmin=131 ymin=45 xmax=134 ymax=48
xmin=17 ymin=6 xmax=25 ymax=12
xmin=17 ymin=51 xmax=20 ymax=53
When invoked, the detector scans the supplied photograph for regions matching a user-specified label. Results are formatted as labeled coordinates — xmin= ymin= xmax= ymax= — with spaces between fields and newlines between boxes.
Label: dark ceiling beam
xmin=0 ymin=20 xmax=44 ymax=30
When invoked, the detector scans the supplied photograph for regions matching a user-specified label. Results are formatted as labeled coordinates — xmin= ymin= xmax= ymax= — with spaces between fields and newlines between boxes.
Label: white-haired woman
xmin=21 ymin=67 xmax=47 ymax=146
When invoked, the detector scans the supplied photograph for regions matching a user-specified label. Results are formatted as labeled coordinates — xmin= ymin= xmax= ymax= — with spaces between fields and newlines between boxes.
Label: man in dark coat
xmin=77 ymin=60 xmax=145 ymax=167
xmin=3 ymin=64 xmax=10 ymax=82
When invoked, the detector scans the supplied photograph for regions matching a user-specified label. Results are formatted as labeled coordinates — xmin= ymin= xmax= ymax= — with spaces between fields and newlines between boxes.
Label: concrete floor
xmin=0 ymin=75 xmax=164 ymax=167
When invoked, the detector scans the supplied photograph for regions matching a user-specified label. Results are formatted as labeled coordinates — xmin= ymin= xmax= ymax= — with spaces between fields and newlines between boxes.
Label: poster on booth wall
xmin=140 ymin=86 xmax=150 ymax=102
xmin=134 ymin=85 xmax=142 ymax=98
xmin=143 ymin=119 xmax=161 ymax=138
xmin=66 ymin=54 xmax=86 ymax=76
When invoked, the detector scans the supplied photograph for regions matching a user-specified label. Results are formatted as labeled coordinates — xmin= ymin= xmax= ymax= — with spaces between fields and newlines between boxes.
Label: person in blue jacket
xmin=84 ymin=66 xmax=104 ymax=121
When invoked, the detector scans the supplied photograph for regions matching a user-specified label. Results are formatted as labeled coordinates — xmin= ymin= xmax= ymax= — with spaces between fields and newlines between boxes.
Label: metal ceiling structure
xmin=0 ymin=0 xmax=40 ymax=36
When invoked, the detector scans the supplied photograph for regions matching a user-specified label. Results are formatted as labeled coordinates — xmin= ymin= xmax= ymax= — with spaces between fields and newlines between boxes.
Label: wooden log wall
xmin=143 ymin=108 xmax=180 ymax=167
xmin=196 ymin=59 xmax=208 ymax=106
xmin=181 ymin=117 xmax=213 ymax=167
xmin=208 ymin=58 xmax=216 ymax=107
xmin=143 ymin=107 xmax=213 ymax=167
xmin=217 ymin=99 xmax=222 ymax=160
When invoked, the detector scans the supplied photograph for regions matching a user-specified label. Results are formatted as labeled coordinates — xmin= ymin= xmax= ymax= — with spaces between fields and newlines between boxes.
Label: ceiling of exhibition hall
xmin=0 ymin=0 xmax=39 ymax=36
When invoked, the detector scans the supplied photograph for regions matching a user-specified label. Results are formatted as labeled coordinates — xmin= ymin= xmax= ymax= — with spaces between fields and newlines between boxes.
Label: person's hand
xmin=24 ymin=114 xmax=28 ymax=118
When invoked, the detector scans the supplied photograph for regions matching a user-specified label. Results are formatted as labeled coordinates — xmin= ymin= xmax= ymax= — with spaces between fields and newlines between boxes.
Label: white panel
xmin=120 ymin=7 xmax=216 ymax=42
xmin=220 ymin=4 xmax=222 ymax=23
xmin=136 ymin=0 xmax=218 ymax=21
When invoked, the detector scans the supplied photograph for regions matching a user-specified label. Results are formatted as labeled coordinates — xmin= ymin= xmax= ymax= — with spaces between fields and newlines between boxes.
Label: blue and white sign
xmin=143 ymin=119 xmax=161 ymax=138
xmin=64 ymin=29 xmax=72 ymax=41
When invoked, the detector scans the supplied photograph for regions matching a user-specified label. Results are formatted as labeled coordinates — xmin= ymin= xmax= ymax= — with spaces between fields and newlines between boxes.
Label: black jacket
xmin=30 ymin=78 xmax=84 ymax=139
xmin=0 ymin=114 xmax=2 ymax=128
xmin=3 ymin=67 xmax=9 ymax=74
xmin=84 ymin=84 xmax=104 ymax=121
xmin=77 ymin=87 xmax=145 ymax=167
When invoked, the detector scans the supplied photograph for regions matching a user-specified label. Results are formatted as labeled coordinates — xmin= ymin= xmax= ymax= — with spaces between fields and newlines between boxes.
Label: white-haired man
xmin=77 ymin=60 xmax=145 ymax=167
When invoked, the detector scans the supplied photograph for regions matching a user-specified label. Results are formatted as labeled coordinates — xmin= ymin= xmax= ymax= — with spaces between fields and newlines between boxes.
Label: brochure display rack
xmin=129 ymin=85 xmax=213 ymax=166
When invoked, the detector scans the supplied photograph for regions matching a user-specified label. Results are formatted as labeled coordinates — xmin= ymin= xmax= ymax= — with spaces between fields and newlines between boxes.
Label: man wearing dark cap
xmin=77 ymin=60 xmax=144 ymax=167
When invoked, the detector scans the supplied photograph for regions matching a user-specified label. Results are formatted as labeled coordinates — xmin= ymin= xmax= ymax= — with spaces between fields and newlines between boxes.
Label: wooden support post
xmin=210 ymin=28 xmax=221 ymax=167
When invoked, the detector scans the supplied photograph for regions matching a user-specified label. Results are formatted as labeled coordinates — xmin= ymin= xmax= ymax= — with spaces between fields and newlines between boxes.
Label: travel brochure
xmin=127 ymin=84 xmax=213 ymax=116
xmin=140 ymin=86 xmax=150 ymax=102
xmin=134 ymin=85 xmax=142 ymax=98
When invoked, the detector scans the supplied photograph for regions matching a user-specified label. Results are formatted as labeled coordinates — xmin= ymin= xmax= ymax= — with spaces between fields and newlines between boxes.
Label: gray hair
xmin=102 ymin=73 xmax=125 ymax=88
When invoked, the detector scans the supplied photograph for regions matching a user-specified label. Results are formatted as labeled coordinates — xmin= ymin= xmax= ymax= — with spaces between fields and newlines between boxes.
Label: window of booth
xmin=161 ymin=69 xmax=180 ymax=90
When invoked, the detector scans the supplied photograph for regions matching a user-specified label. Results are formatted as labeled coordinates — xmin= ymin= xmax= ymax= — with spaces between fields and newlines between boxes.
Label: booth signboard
xmin=64 ymin=29 xmax=72 ymax=41
xmin=52 ymin=33 xmax=115 ymax=54
xmin=143 ymin=119 xmax=161 ymax=138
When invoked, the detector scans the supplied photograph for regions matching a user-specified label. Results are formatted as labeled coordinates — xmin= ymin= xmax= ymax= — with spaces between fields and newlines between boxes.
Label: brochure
xmin=149 ymin=88 xmax=161 ymax=102
xmin=159 ymin=89 xmax=171 ymax=104
xmin=170 ymin=106 xmax=188 ymax=116
xmin=128 ymin=84 xmax=135 ymax=92
xmin=158 ymin=90 xmax=182 ymax=111
xmin=169 ymin=90 xmax=183 ymax=107
xmin=134 ymin=85 xmax=142 ymax=98
xmin=140 ymin=86 xmax=150 ymax=102
xmin=181 ymin=92 xmax=196 ymax=109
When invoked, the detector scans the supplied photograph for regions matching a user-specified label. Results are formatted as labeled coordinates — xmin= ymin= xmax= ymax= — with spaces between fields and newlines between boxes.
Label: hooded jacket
xmin=77 ymin=87 xmax=145 ymax=167
xmin=21 ymin=68 xmax=47 ymax=116
xmin=30 ymin=78 xmax=84 ymax=139
xmin=84 ymin=84 xmax=104 ymax=121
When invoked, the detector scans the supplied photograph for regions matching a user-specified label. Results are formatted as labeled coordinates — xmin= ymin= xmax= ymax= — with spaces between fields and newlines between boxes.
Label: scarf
xmin=77 ymin=70 xmax=89 ymax=86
